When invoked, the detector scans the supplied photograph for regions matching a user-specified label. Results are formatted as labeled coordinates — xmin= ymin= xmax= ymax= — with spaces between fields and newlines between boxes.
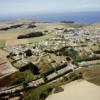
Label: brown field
xmin=0 ymin=50 xmax=17 ymax=77
xmin=82 ymin=65 xmax=100 ymax=86
xmin=46 ymin=80 xmax=100 ymax=100
xmin=0 ymin=21 xmax=73 ymax=47
xmin=83 ymin=23 xmax=100 ymax=30
xmin=5 ymin=39 xmax=30 ymax=46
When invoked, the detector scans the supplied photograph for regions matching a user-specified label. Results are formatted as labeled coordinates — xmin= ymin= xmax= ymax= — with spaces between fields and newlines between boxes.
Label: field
xmin=46 ymin=80 xmax=100 ymax=100
xmin=0 ymin=21 xmax=73 ymax=47
xmin=0 ymin=49 xmax=17 ymax=78
xmin=0 ymin=69 xmax=35 ymax=87
xmin=0 ymin=20 xmax=100 ymax=100
xmin=83 ymin=23 xmax=100 ymax=30
xmin=0 ymin=40 xmax=5 ymax=49
xmin=82 ymin=65 xmax=100 ymax=86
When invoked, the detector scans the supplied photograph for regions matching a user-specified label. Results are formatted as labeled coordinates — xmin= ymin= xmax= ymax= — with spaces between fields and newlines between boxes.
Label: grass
xmin=23 ymin=77 xmax=75 ymax=100
xmin=23 ymin=70 xmax=81 ymax=100
xmin=11 ymin=69 xmax=39 ymax=85
xmin=76 ymin=65 xmax=100 ymax=86
xmin=23 ymin=81 xmax=65 ymax=100
xmin=0 ymin=40 xmax=5 ymax=49
xmin=0 ymin=70 xmax=36 ymax=87
xmin=24 ymin=84 xmax=50 ymax=100
xmin=40 ymin=65 xmax=53 ymax=75
xmin=29 ymin=31 xmax=55 ymax=44
xmin=38 ymin=56 xmax=53 ymax=74
xmin=82 ymin=66 xmax=100 ymax=86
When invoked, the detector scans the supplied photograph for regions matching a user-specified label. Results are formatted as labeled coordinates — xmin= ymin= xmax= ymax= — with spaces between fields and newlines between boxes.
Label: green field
xmin=0 ymin=40 xmax=5 ymax=49
xmin=29 ymin=31 xmax=55 ymax=44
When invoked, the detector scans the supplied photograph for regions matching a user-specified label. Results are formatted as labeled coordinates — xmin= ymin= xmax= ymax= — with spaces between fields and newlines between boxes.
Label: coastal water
xmin=0 ymin=12 xmax=100 ymax=24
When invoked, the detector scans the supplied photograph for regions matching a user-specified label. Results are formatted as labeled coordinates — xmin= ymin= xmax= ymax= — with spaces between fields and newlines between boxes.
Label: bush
xmin=12 ymin=78 xmax=25 ymax=85
xmin=54 ymin=86 xmax=64 ymax=93
xmin=68 ymin=72 xmax=79 ymax=81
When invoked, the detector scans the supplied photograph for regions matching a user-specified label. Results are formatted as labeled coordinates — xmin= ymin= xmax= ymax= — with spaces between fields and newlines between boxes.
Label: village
xmin=5 ymin=28 xmax=100 ymax=69
xmin=0 ymin=26 xmax=100 ymax=100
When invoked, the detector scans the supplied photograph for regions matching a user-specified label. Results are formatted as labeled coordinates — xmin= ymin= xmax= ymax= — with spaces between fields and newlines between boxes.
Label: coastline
xmin=0 ymin=11 xmax=100 ymax=24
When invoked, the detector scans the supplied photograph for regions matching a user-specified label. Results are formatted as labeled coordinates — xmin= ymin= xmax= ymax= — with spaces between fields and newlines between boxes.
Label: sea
xmin=0 ymin=11 xmax=100 ymax=24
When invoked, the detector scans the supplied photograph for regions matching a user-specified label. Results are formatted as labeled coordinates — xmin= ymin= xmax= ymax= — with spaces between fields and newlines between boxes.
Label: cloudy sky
xmin=0 ymin=0 xmax=100 ymax=16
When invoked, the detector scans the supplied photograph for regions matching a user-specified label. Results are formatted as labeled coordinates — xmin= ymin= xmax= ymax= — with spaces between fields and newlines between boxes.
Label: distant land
xmin=0 ymin=11 xmax=100 ymax=24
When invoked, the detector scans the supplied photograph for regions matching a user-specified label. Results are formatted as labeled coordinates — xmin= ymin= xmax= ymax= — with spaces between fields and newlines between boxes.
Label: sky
xmin=0 ymin=0 xmax=100 ymax=16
